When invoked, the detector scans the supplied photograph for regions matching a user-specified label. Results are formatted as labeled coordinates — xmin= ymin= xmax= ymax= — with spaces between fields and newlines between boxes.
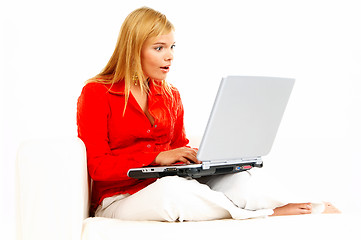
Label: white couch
xmin=16 ymin=137 xmax=361 ymax=240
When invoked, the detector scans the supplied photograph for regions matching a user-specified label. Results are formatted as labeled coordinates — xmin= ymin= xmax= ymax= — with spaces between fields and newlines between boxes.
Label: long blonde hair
xmin=88 ymin=7 xmax=175 ymax=109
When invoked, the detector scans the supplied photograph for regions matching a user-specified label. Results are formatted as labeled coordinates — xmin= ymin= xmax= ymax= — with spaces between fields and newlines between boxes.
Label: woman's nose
xmin=164 ymin=50 xmax=173 ymax=61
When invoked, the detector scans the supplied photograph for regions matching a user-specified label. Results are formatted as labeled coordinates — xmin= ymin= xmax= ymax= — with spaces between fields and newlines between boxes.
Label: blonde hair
xmin=88 ymin=7 xmax=175 ymax=109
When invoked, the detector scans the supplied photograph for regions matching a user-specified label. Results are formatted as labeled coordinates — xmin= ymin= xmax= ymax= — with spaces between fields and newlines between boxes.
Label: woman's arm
xmin=153 ymin=89 xmax=201 ymax=165
xmin=77 ymin=83 xmax=159 ymax=181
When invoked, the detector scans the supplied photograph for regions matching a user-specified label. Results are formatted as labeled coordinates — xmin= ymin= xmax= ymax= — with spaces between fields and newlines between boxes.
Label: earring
xmin=132 ymin=74 xmax=139 ymax=86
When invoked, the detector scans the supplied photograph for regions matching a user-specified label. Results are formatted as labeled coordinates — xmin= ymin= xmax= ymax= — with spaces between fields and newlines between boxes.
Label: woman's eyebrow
xmin=152 ymin=42 xmax=176 ymax=45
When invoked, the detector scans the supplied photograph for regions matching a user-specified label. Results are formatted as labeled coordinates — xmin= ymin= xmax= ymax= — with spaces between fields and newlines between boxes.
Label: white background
xmin=1 ymin=0 xmax=360 ymax=239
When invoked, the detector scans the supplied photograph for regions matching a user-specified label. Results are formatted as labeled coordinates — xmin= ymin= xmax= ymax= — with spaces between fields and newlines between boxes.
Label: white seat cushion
xmin=82 ymin=214 xmax=360 ymax=240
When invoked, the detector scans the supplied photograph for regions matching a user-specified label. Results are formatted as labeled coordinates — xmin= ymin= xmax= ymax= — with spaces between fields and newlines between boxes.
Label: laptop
xmin=128 ymin=76 xmax=295 ymax=179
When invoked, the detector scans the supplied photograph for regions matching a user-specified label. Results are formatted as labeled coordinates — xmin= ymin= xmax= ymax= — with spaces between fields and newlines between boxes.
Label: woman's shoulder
xmin=81 ymin=80 xmax=111 ymax=95
xmin=77 ymin=83 xmax=109 ymax=104
xmin=164 ymin=84 xmax=184 ymax=108
xmin=168 ymin=83 xmax=181 ymax=97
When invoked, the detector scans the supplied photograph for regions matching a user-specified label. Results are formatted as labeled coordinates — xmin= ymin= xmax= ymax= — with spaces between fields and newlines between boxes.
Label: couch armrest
xmin=16 ymin=137 xmax=89 ymax=240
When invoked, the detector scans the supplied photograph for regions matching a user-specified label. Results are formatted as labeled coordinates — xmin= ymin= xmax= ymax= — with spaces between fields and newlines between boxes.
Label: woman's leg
xmin=201 ymin=170 xmax=285 ymax=210
xmin=95 ymin=176 xmax=273 ymax=221
xmin=202 ymin=170 xmax=327 ymax=214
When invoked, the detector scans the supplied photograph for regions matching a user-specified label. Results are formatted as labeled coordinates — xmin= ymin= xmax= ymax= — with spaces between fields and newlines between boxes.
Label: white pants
xmin=95 ymin=170 xmax=324 ymax=221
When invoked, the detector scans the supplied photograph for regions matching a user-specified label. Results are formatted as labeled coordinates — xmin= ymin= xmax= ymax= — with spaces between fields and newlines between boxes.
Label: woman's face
xmin=141 ymin=31 xmax=175 ymax=81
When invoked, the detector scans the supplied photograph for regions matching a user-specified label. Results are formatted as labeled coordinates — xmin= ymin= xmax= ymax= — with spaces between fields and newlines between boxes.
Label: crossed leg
xmin=202 ymin=170 xmax=341 ymax=217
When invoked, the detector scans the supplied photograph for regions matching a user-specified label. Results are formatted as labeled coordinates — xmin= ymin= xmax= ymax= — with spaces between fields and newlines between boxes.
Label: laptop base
xmin=128 ymin=161 xmax=263 ymax=179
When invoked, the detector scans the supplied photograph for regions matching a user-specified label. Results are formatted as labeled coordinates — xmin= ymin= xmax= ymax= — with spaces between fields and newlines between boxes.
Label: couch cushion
xmin=82 ymin=214 xmax=359 ymax=240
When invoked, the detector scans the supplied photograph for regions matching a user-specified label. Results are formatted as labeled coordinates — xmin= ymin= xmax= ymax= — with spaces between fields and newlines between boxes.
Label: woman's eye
xmin=171 ymin=44 xmax=176 ymax=50
xmin=155 ymin=46 xmax=163 ymax=51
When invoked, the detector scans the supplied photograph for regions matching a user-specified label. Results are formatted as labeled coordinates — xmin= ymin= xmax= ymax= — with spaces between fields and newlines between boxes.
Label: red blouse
xmin=77 ymin=80 xmax=189 ymax=213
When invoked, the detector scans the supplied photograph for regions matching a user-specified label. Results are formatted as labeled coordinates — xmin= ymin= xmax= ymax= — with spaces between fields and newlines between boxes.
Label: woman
xmin=77 ymin=7 xmax=338 ymax=221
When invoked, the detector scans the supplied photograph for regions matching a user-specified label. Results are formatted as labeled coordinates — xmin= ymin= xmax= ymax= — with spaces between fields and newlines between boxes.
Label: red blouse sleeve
xmin=77 ymin=83 xmax=159 ymax=181
xmin=169 ymin=89 xmax=190 ymax=149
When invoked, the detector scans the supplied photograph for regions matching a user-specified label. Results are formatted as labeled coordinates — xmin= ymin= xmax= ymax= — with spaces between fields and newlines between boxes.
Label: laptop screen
xmin=197 ymin=76 xmax=295 ymax=161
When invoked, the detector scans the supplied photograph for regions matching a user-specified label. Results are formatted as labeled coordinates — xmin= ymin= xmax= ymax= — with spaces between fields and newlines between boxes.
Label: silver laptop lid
xmin=197 ymin=76 xmax=295 ymax=162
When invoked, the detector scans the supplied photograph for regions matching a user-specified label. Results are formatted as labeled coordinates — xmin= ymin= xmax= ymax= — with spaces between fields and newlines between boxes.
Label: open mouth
xmin=160 ymin=66 xmax=170 ymax=73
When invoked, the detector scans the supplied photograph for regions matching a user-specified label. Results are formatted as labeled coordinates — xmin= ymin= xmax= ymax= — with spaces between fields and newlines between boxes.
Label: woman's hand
xmin=153 ymin=147 xmax=201 ymax=166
